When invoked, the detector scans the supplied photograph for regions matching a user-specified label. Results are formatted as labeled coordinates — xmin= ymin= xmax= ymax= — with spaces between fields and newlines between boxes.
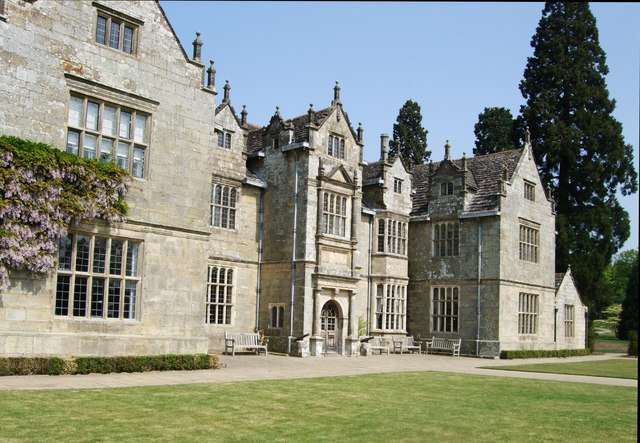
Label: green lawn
xmin=595 ymin=330 xmax=630 ymax=353
xmin=483 ymin=358 xmax=638 ymax=379
xmin=0 ymin=372 xmax=636 ymax=442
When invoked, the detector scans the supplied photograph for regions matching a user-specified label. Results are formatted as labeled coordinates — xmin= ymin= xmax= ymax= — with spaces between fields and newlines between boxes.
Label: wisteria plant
xmin=0 ymin=136 xmax=131 ymax=291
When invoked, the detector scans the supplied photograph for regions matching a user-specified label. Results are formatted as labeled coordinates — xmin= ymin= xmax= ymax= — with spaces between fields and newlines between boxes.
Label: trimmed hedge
xmin=0 ymin=354 xmax=219 ymax=377
xmin=500 ymin=349 xmax=591 ymax=359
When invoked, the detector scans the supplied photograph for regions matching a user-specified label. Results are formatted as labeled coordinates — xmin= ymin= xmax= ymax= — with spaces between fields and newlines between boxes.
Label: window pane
xmin=117 ymin=142 xmax=129 ymax=170
xmin=58 ymin=235 xmax=73 ymax=270
xmin=96 ymin=16 xmax=107 ymax=45
xmin=66 ymin=130 xmax=80 ymax=156
xmin=132 ymin=147 xmax=144 ymax=178
xmin=119 ymin=111 xmax=131 ymax=139
xmin=83 ymin=134 xmax=97 ymax=159
xmin=75 ymin=235 xmax=90 ymax=272
xmin=73 ymin=276 xmax=88 ymax=317
xmin=123 ymin=25 xmax=134 ymax=54
xmin=102 ymin=105 xmax=116 ymax=136
xmin=107 ymin=279 xmax=121 ymax=318
xmin=124 ymin=281 xmax=137 ymax=319
xmin=91 ymin=278 xmax=105 ymax=317
xmin=134 ymin=115 xmax=147 ymax=143
xmin=109 ymin=20 xmax=121 ymax=49
xmin=126 ymin=242 xmax=139 ymax=277
xmin=100 ymin=138 xmax=114 ymax=162
xmin=55 ymin=275 xmax=71 ymax=316
xmin=110 ymin=239 xmax=124 ymax=275
xmin=68 ymin=96 xmax=83 ymax=127
xmin=85 ymin=102 xmax=99 ymax=131
xmin=93 ymin=237 xmax=107 ymax=273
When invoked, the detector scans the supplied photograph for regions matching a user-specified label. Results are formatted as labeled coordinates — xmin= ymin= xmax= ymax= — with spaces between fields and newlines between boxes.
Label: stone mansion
xmin=0 ymin=0 xmax=587 ymax=357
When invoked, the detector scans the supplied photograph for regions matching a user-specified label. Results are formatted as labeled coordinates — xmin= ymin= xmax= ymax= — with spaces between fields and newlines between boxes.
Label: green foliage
xmin=485 ymin=359 xmax=637 ymax=380
xmin=619 ymin=252 xmax=638 ymax=339
xmin=500 ymin=349 xmax=590 ymax=359
xmin=518 ymin=3 xmax=638 ymax=317
xmin=603 ymin=249 xmax=638 ymax=306
xmin=389 ymin=99 xmax=430 ymax=166
xmin=627 ymin=331 xmax=638 ymax=356
xmin=588 ymin=321 xmax=597 ymax=353
xmin=0 ymin=135 xmax=131 ymax=291
xmin=473 ymin=107 xmax=520 ymax=155
xmin=357 ymin=316 xmax=368 ymax=337
xmin=0 ymin=354 xmax=218 ymax=376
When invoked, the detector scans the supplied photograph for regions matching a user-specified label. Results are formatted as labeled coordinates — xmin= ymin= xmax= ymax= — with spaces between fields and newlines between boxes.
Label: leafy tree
xmin=519 ymin=2 xmax=638 ymax=315
xmin=389 ymin=100 xmax=430 ymax=166
xmin=473 ymin=107 xmax=519 ymax=155
xmin=618 ymin=252 xmax=638 ymax=340
xmin=603 ymin=249 xmax=638 ymax=306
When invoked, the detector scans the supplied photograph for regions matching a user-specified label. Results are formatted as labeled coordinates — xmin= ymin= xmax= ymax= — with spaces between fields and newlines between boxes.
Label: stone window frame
xmin=432 ymin=286 xmax=459 ymax=333
xmin=374 ymin=283 xmax=406 ymax=332
xmin=66 ymin=93 xmax=149 ymax=178
xmin=55 ymin=233 xmax=141 ymax=320
xmin=519 ymin=221 xmax=539 ymax=263
xmin=210 ymin=183 xmax=238 ymax=230
xmin=564 ymin=304 xmax=575 ymax=338
xmin=328 ymin=134 xmax=345 ymax=160
xmin=377 ymin=218 xmax=407 ymax=256
xmin=518 ymin=292 xmax=539 ymax=335
xmin=268 ymin=303 xmax=286 ymax=329
xmin=216 ymin=130 xmax=232 ymax=150
xmin=433 ymin=222 xmax=459 ymax=257
xmin=93 ymin=2 xmax=143 ymax=56
xmin=440 ymin=181 xmax=454 ymax=196
xmin=524 ymin=180 xmax=536 ymax=202
xmin=393 ymin=178 xmax=403 ymax=194
xmin=206 ymin=266 xmax=234 ymax=325
xmin=322 ymin=192 xmax=348 ymax=237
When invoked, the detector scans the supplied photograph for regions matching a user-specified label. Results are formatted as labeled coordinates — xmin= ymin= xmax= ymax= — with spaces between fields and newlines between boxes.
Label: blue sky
xmin=161 ymin=1 xmax=639 ymax=253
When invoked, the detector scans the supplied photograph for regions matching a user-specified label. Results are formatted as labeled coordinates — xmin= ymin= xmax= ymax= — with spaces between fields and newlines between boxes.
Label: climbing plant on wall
xmin=0 ymin=136 xmax=131 ymax=291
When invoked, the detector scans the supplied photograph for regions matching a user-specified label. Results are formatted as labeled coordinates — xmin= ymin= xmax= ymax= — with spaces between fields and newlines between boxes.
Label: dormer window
xmin=394 ymin=178 xmax=403 ymax=194
xmin=524 ymin=180 xmax=535 ymax=201
xmin=272 ymin=138 xmax=279 ymax=150
xmin=95 ymin=12 xmax=138 ymax=55
xmin=328 ymin=135 xmax=345 ymax=159
xmin=440 ymin=181 xmax=454 ymax=196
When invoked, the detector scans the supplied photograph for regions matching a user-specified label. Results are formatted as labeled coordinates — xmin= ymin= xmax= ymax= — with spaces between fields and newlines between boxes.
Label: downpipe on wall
xmin=287 ymin=152 xmax=299 ymax=354
xmin=255 ymin=188 xmax=265 ymax=332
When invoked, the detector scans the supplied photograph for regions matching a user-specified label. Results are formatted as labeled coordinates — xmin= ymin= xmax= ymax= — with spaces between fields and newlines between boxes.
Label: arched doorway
xmin=321 ymin=301 xmax=340 ymax=353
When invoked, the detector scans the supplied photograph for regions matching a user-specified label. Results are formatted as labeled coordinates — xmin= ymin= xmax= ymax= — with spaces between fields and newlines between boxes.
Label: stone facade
xmin=0 ymin=0 xmax=587 ymax=358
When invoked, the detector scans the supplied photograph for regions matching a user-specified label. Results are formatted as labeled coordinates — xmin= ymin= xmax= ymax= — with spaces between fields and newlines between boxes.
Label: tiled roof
xmin=411 ymin=149 xmax=523 ymax=215
xmin=362 ymin=161 xmax=384 ymax=182
xmin=555 ymin=272 xmax=565 ymax=289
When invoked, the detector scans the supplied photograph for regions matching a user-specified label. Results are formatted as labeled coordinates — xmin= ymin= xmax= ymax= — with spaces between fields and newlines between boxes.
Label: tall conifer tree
xmin=473 ymin=107 xmax=519 ymax=155
xmin=389 ymin=100 xmax=430 ymax=166
xmin=519 ymin=2 xmax=638 ymax=312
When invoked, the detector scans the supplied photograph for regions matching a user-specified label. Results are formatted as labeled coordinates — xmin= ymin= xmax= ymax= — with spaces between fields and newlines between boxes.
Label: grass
xmin=483 ymin=358 xmax=638 ymax=380
xmin=0 ymin=372 xmax=636 ymax=442
xmin=595 ymin=329 xmax=630 ymax=354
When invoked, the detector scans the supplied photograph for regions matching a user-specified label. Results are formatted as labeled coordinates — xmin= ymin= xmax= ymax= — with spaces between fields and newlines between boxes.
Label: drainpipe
xmin=255 ymin=188 xmax=265 ymax=332
xmin=366 ymin=214 xmax=373 ymax=335
xmin=288 ymin=152 xmax=299 ymax=354
xmin=476 ymin=220 xmax=482 ymax=356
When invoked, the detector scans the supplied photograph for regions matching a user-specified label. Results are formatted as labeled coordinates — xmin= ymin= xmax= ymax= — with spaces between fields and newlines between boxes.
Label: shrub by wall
xmin=628 ymin=330 xmax=638 ymax=356
xmin=500 ymin=349 xmax=591 ymax=359
xmin=0 ymin=354 xmax=219 ymax=376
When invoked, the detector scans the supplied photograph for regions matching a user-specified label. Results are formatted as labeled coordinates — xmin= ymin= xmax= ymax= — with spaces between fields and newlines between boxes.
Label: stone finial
xmin=462 ymin=152 xmax=467 ymax=170
xmin=241 ymin=105 xmax=247 ymax=126
xmin=357 ymin=123 xmax=363 ymax=143
xmin=332 ymin=81 xmax=341 ymax=105
xmin=206 ymin=60 xmax=216 ymax=90
xmin=502 ymin=163 xmax=509 ymax=181
xmin=222 ymin=80 xmax=230 ymax=103
xmin=192 ymin=32 xmax=203 ymax=61
xmin=525 ymin=126 xmax=531 ymax=145
xmin=274 ymin=106 xmax=281 ymax=118
xmin=307 ymin=104 xmax=315 ymax=125
xmin=444 ymin=140 xmax=451 ymax=160
xmin=380 ymin=133 xmax=389 ymax=162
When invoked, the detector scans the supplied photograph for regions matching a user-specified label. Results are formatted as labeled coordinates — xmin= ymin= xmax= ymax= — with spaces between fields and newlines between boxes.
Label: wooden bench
xmin=392 ymin=336 xmax=422 ymax=354
xmin=370 ymin=337 xmax=390 ymax=355
xmin=424 ymin=337 xmax=461 ymax=357
xmin=224 ymin=331 xmax=268 ymax=356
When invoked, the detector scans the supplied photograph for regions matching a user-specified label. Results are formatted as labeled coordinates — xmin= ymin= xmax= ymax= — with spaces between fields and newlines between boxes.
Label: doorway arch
xmin=320 ymin=300 xmax=341 ymax=353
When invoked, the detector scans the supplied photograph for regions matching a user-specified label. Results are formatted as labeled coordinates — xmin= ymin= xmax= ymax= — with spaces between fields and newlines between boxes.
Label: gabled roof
xmin=362 ymin=155 xmax=411 ymax=186
xmin=411 ymin=149 xmax=523 ymax=215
